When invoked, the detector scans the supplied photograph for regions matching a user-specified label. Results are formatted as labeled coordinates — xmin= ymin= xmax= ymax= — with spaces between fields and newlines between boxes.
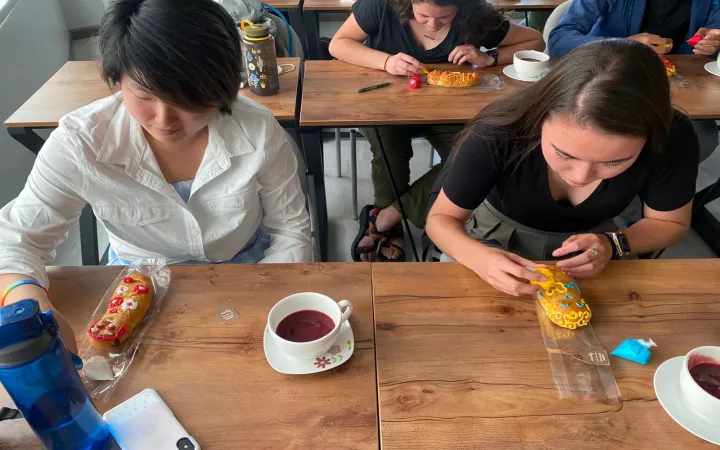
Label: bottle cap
xmin=241 ymin=20 xmax=270 ymax=39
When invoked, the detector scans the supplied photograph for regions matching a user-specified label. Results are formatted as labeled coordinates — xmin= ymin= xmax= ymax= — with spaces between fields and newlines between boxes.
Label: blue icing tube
xmin=611 ymin=338 xmax=656 ymax=365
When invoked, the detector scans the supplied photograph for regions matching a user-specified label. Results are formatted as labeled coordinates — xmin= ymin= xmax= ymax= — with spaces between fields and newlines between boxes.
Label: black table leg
xmin=7 ymin=127 xmax=47 ymax=155
xmin=303 ymin=10 xmax=320 ymax=60
xmin=79 ymin=205 xmax=100 ymax=265
xmin=286 ymin=8 xmax=308 ymax=58
xmin=300 ymin=127 xmax=328 ymax=261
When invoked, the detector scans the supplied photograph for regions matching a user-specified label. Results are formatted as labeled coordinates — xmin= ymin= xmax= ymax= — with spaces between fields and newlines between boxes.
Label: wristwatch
xmin=486 ymin=48 xmax=499 ymax=67
xmin=604 ymin=232 xmax=631 ymax=259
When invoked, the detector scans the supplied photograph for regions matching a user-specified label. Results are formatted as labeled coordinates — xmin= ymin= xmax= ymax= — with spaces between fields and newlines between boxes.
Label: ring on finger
xmin=588 ymin=248 xmax=600 ymax=260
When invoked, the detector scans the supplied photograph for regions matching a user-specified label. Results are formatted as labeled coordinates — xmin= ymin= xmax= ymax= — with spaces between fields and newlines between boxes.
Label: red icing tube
xmin=687 ymin=34 xmax=703 ymax=47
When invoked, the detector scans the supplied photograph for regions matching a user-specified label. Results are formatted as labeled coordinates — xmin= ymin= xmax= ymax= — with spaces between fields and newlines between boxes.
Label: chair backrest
xmin=268 ymin=13 xmax=304 ymax=59
xmin=543 ymin=0 xmax=573 ymax=54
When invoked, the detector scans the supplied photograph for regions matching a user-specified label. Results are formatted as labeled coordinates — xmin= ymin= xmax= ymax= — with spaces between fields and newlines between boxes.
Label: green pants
xmin=362 ymin=125 xmax=463 ymax=229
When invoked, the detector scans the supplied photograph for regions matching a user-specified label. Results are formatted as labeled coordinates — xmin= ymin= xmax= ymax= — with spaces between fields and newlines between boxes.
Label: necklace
xmin=423 ymin=24 xmax=447 ymax=41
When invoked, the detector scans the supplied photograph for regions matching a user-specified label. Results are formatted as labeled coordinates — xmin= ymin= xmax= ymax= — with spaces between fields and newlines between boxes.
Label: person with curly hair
xmin=329 ymin=0 xmax=544 ymax=262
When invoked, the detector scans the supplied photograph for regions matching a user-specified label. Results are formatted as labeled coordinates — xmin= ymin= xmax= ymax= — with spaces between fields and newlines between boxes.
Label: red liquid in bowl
xmin=276 ymin=310 xmax=335 ymax=343
xmin=689 ymin=363 xmax=720 ymax=400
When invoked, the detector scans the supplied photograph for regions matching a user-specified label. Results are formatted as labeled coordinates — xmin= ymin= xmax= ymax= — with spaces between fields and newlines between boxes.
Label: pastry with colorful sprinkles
xmin=87 ymin=273 xmax=154 ymax=349
xmin=530 ymin=266 xmax=591 ymax=329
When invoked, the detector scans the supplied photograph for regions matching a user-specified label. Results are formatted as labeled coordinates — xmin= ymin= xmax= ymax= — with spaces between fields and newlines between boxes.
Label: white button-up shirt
xmin=0 ymin=93 xmax=311 ymax=287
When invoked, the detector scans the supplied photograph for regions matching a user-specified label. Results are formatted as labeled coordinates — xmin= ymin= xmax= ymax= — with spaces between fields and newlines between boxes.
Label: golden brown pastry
xmin=530 ymin=266 xmax=591 ymax=329
xmin=88 ymin=273 xmax=154 ymax=349
xmin=426 ymin=70 xmax=480 ymax=88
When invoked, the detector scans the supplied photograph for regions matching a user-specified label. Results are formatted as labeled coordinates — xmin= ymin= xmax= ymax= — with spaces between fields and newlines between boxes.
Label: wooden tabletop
xmin=303 ymin=0 xmax=562 ymax=11
xmin=492 ymin=0 xmax=566 ymax=9
xmin=4 ymin=58 xmax=301 ymax=128
xmin=266 ymin=0 xmax=301 ymax=8
xmin=671 ymin=55 xmax=720 ymax=120
xmin=0 ymin=264 xmax=378 ymax=449
xmin=300 ymin=56 xmax=720 ymax=127
xmin=300 ymin=61 xmax=522 ymax=126
xmin=372 ymin=261 xmax=720 ymax=449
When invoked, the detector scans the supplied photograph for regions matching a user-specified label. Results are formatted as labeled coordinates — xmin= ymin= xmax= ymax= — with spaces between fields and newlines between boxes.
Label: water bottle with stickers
xmin=240 ymin=20 xmax=280 ymax=96
xmin=0 ymin=299 xmax=110 ymax=449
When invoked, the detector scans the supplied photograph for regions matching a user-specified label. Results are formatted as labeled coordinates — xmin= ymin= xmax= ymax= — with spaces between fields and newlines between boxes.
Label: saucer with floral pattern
xmin=263 ymin=321 xmax=354 ymax=375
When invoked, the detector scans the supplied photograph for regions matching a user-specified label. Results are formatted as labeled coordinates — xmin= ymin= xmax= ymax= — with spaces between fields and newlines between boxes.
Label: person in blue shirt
xmin=548 ymin=0 xmax=720 ymax=162
xmin=549 ymin=0 xmax=720 ymax=58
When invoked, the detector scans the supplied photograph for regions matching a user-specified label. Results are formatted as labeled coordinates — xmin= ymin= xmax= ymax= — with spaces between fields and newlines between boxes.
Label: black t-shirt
xmin=433 ymin=112 xmax=699 ymax=233
xmin=352 ymin=0 xmax=510 ymax=63
xmin=641 ymin=0 xmax=693 ymax=54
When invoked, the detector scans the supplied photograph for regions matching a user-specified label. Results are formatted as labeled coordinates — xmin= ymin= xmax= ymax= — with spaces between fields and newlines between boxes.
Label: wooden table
xmin=372 ymin=261 xmax=720 ymax=449
xmin=3 ymin=58 xmax=302 ymax=266
xmin=0 ymin=263 xmax=378 ymax=449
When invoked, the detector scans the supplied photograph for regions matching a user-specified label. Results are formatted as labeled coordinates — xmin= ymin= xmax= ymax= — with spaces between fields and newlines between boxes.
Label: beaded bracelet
xmin=1 ymin=280 xmax=51 ymax=307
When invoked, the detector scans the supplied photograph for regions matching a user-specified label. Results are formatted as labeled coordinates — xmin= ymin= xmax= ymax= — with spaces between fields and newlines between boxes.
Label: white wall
xmin=0 ymin=0 xmax=69 ymax=206
xmin=59 ymin=0 xmax=107 ymax=29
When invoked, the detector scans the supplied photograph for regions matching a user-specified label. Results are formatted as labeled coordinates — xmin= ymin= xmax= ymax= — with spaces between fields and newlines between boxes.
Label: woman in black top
xmin=427 ymin=40 xmax=699 ymax=297
xmin=329 ymin=0 xmax=544 ymax=262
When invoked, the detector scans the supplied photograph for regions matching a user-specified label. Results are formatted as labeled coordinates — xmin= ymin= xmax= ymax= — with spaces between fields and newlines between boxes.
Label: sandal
xmin=352 ymin=205 xmax=383 ymax=262
xmin=352 ymin=205 xmax=406 ymax=262
xmin=376 ymin=224 xmax=405 ymax=262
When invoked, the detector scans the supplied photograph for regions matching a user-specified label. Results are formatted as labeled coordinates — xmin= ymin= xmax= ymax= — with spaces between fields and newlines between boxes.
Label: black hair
xmin=390 ymin=0 xmax=505 ymax=47
xmin=99 ymin=0 xmax=242 ymax=115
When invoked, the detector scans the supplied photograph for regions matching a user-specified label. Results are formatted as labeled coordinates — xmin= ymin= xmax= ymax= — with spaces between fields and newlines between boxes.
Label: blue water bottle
xmin=0 ymin=299 xmax=110 ymax=449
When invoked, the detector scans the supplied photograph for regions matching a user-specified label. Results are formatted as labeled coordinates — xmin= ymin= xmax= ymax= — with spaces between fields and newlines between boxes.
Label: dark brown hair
xmin=390 ymin=0 xmax=505 ymax=47
xmin=456 ymin=39 xmax=673 ymax=168
xmin=99 ymin=0 xmax=242 ymax=115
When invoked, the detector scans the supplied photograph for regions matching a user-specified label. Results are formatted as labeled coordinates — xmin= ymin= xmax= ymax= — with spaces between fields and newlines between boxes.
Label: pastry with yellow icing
xmin=530 ymin=266 xmax=591 ymax=329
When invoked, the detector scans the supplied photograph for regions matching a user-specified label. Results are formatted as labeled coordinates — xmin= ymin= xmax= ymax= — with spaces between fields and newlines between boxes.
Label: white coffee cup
xmin=679 ymin=346 xmax=720 ymax=419
xmin=267 ymin=292 xmax=353 ymax=359
xmin=513 ymin=50 xmax=550 ymax=79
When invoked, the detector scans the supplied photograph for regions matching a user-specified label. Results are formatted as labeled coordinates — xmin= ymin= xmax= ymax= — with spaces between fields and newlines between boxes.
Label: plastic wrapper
xmin=79 ymin=260 xmax=171 ymax=400
xmin=422 ymin=73 xmax=504 ymax=90
xmin=536 ymin=299 xmax=621 ymax=403
xmin=611 ymin=338 xmax=656 ymax=365
xmin=475 ymin=74 xmax=504 ymax=90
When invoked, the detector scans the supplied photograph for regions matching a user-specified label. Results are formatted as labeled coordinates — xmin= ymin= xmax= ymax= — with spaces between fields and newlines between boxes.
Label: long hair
xmin=455 ymin=39 xmax=673 ymax=170
xmin=390 ymin=0 xmax=505 ymax=47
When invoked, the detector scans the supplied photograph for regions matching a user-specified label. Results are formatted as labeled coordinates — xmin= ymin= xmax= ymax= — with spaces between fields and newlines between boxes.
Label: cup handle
xmin=338 ymin=300 xmax=353 ymax=323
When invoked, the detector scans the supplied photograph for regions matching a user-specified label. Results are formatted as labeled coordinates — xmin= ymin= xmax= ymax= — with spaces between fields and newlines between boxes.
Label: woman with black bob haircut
xmin=427 ymin=39 xmax=699 ymax=297
xmin=0 ymin=0 xmax=310 ymax=351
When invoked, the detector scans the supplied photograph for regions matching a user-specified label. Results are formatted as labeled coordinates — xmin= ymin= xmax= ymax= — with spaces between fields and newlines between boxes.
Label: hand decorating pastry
xmin=530 ymin=266 xmax=591 ymax=329
xmin=88 ymin=274 xmax=154 ymax=349
xmin=426 ymin=70 xmax=480 ymax=88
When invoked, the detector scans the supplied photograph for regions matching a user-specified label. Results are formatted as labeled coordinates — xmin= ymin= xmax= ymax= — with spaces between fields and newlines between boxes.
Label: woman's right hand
xmin=627 ymin=33 xmax=673 ymax=54
xmin=385 ymin=53 xmax=423 ymax=76
xmin=471 ymin=248 xmax=547 ymax=297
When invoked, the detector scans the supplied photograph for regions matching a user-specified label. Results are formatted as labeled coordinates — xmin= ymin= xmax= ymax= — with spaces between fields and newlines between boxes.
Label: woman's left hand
xmin=449 ymin=45 xmax=493 ymax=67
xmin=692 ymin=28 xmax=720 ymax=56
xmin=553 ymin=234 xmax=613 ymax=278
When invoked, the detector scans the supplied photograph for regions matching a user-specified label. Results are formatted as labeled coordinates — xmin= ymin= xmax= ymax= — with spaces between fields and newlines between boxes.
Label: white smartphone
xmin=103 ymin=388 xmax=200 ymax=450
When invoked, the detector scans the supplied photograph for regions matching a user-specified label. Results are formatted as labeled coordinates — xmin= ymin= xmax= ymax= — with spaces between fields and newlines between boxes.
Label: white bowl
xmin=513 ymin=50 xmax=550 ymax=79
xmin=680 ymin=346 xmax=720 ymax=419
xmin=267 ymin=292 xmax=352 ymax=359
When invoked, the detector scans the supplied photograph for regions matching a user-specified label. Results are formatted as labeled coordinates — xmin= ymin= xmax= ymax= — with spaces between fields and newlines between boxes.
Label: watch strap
xmin=603 ymin=233 xmax=619 ymax=259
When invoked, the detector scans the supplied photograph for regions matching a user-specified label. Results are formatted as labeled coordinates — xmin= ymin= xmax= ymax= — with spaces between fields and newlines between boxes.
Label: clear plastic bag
xmin=79 ymin=260 xmax=171 ymax=400
xmin=475 ymin=74 xmax=504 ymax=90
xmin=536 ymin=299 xmax=621 ymax=403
